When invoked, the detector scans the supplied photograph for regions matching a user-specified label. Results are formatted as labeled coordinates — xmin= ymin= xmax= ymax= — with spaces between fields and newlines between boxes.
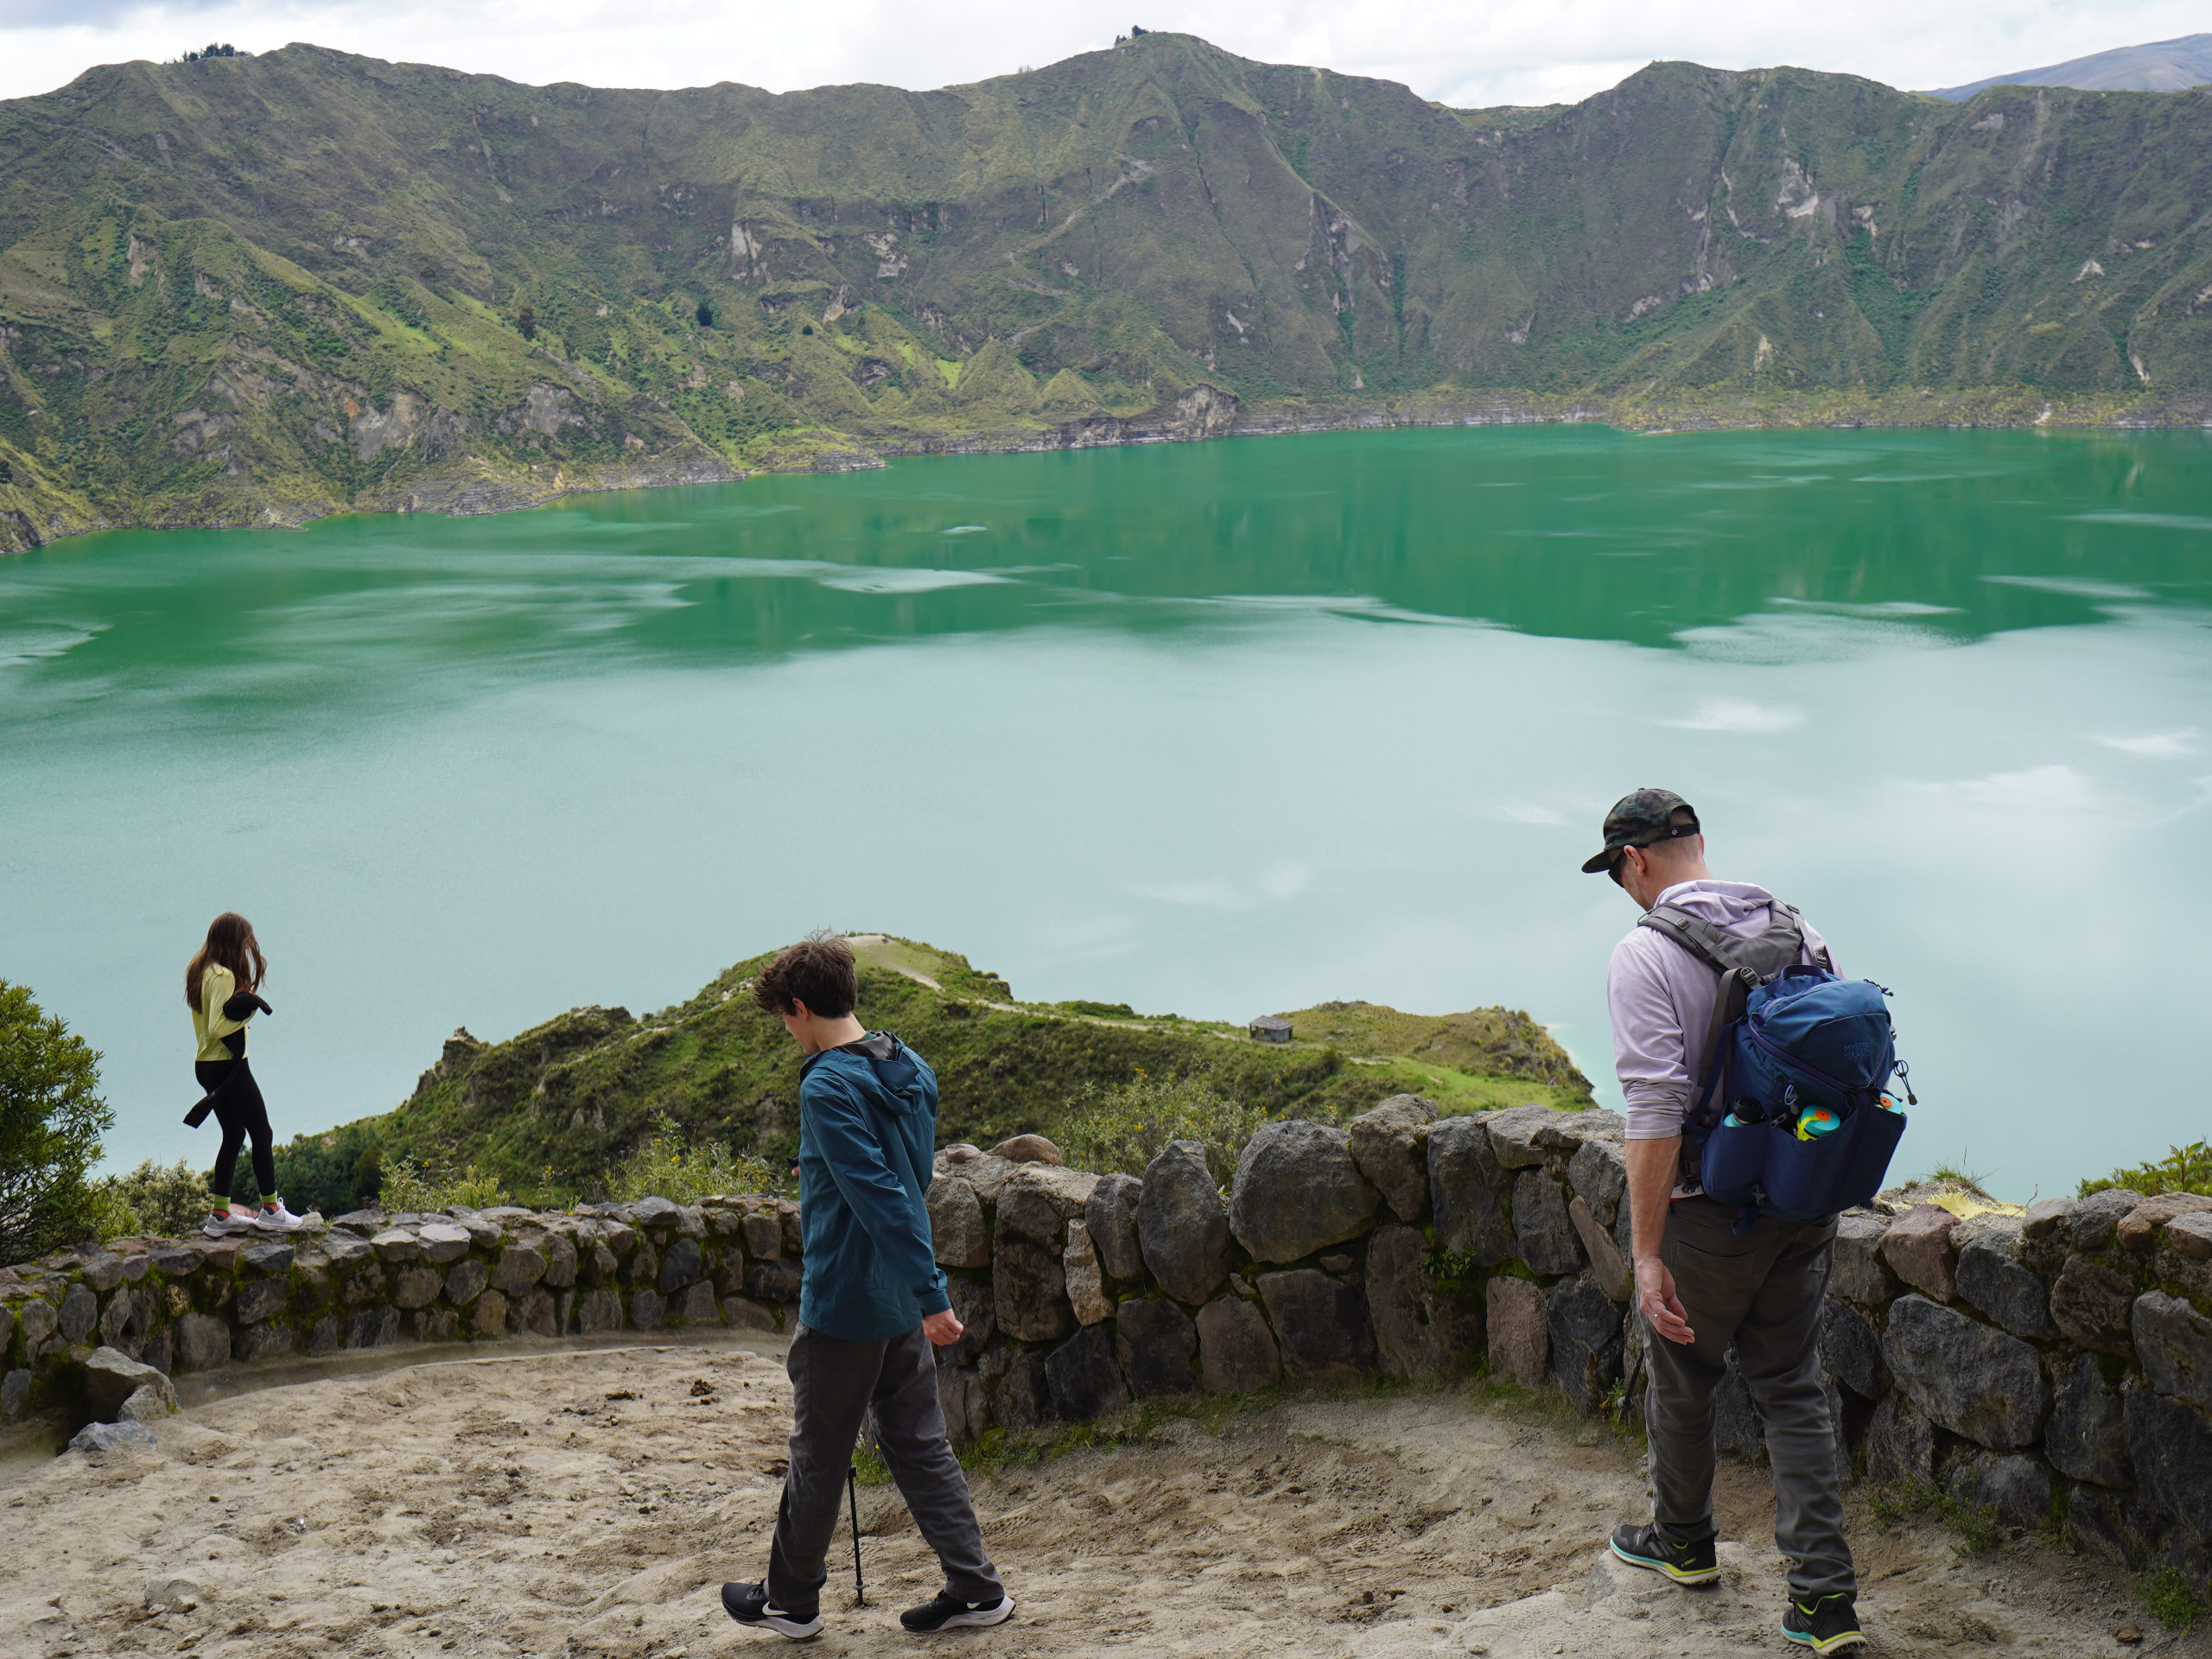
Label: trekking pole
xmin=847 ymin=1463 xmax=866 ymax=1605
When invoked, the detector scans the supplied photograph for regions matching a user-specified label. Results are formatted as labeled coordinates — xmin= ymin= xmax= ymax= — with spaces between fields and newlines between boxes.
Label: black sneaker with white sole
xmin=1608 ymin=1521 xmax=1721 ymax=1586
xmin=721 ymin=1580 xmax=823 ymax=1639
xmin=898 ymin=1591 xmax=1015 ymax=1633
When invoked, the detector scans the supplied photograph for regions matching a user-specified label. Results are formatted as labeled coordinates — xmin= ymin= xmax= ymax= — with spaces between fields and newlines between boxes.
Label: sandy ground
xmin=1 ymin=1336 xmax=2202 ymax=1659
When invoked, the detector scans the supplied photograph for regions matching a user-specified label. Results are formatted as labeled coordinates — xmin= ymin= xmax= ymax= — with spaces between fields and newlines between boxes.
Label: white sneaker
xmin=257 ymin=1201 xmax=305 ymax=1230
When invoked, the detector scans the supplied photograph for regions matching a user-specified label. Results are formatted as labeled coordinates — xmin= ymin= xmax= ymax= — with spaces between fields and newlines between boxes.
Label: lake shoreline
xmin=6 ymin=382 xmax=2207 ymax=554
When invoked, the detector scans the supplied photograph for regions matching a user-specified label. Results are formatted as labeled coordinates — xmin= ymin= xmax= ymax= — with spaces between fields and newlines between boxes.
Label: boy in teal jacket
xmin=721 ymin=934 xmax=1012 ymax=1640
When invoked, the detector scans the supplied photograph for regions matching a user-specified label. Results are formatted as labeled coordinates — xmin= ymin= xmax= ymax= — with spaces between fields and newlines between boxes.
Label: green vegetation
xmin=2145 ymin=1566 xmax=2208 ymax=1631
xmin=1869 ymin=1477 xmax=2004 ymax=1553
xmin=89 ymin=1157 xmax=208 ymax=1240
xmin=378 ymin=1156 xmax=512 ymax=1215
xmin=255 ymin=935 xmax=1589 ymax=1211
xmin=0 ymin=980 xmax=110 ymax=1263
xmin=606 ymin=1109 xmax=778 ymax=1205
xmin=2084 ymin=1140 xmax=2212 ymax=1199
xmin=1924 ymin=1154 xmax=1996 ymax=1188
xmin=2 ymin=38 xmax=2208 ymax=549
xmin=1055 ymin=1072 xmax=1275 ymax=1187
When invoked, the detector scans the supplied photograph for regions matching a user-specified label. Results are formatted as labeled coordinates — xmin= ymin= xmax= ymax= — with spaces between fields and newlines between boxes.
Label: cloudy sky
xmin=0 ymin=0 xmax=2202 ymax=108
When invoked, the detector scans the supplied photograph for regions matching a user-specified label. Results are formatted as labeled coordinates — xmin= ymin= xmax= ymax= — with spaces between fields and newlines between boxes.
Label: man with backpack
xmin=721 ymin=933 xmax=1014 ymax=1640
xmin=1586 ymin=791 xmax=1868 ymax=1655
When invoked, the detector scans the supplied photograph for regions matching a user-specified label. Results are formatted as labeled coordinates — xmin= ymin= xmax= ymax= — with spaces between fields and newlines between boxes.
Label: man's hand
xmin=921 ymin=1308 xmax=964 ymax=1346
xmin=1635 ymin=1254 xmax=1695 ymax=1346
xmin=1624 ymin=1134 xmax=1694 ymax=1346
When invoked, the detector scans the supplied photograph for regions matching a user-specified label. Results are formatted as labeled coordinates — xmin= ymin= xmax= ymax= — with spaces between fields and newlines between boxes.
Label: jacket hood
xmin=1650 ymin=879 xmax=1781 ymax=939
xmin=808 ymin=1033 xmax=930 ymax=1116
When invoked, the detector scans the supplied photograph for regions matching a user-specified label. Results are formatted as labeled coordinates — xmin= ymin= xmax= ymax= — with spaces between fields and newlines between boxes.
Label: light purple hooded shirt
xmin=1609 ymin=879 xmax=1834 ymax=1143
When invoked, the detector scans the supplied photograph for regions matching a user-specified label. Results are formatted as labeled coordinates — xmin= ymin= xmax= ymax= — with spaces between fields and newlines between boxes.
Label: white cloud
xmin=1900 ymin=762 xmax=2096 ymax=812
xmin=1 ymin=0 xmax=2201 ymax=109
xmin=2100 ymin=728 xmax=2202 ymax=759
xmin=1471 ymin=799 xmax=1569 ymax=826
xmin=1132 ymin=856 xmax=1314 ymax=908
xmin=1129 ymin=876 xmax=1247 ymax=909
xmin=1659 ymin=697 xmax=1804 ymax=734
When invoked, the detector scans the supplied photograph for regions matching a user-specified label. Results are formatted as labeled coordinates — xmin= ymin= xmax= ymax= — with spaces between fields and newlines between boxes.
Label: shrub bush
xmin=92 ymin=1159 xmax=210 ymax=1239
xmin=0 ymin=980 xmax=111 ymax=1266
xmin=2083 ymin=1141 xmax=2212 ymax=1199
xmin=379 ymin=1156 xmax=512 ymax=1214
xmin=607 ymin=1110 xmax=777 ymax=1205
xmin=1055 ymin=1071 xmax=1274 ymax=1186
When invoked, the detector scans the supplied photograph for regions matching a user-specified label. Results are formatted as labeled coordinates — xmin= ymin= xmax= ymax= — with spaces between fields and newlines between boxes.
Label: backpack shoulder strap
xmin=1637 ymin=901 xmax=1808 ymax=983
xmin=1768 ymin=901 xmax=1837 ymax=974
xmin=1639 ymin=899 xmax=1810 ymax=1108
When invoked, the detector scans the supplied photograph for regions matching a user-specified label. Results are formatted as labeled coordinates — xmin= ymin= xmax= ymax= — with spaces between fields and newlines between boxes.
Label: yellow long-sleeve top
xmin=192 ymin=963 xmax=252 ymax=1063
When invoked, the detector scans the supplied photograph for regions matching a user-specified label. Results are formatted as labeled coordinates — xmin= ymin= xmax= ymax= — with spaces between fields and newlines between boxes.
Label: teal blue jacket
xmin=796 ymin=1033 xmax=950 ymax=1341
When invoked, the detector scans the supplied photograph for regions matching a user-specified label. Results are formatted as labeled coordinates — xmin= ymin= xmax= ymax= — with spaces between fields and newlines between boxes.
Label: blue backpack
xmin=1640 ymin=899 xmax=1913 ymax=1228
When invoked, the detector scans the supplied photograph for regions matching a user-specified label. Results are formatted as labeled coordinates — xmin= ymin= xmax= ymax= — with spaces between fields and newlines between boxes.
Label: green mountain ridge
xmin=3 ymin=34 xmax=2210 ymax=550
xmin=1929 ymin=33 xmax=2212 ymax=99
xmin=264 ymin=935 xmax=1594 ymax=1215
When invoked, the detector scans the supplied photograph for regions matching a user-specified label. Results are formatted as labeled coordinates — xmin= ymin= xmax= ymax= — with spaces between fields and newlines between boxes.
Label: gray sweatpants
xmin=1643 ymin=1198 xmax=1855 ymax=1602
xmin=766 ymin=1324 xmax=1001 ymax=1611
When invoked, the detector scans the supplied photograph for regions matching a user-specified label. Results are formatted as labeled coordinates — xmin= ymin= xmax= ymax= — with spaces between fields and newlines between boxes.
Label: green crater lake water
xmin=5 ymin=424 xmax=2211 ymax=1199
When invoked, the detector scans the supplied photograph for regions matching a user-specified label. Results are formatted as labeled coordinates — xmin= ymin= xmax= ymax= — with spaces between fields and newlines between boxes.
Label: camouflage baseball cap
xmin=1580 ymin=789 xmax=1700 ymax=874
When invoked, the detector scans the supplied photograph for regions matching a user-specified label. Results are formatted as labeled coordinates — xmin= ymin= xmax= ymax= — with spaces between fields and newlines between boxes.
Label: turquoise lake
xmin=3 ymin=423 xmax=2210 ymax=1199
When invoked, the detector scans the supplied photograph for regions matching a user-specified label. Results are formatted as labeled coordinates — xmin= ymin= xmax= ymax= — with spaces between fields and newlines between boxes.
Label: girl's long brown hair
xmin=186 ymin=912 xmax=266 ymax=1009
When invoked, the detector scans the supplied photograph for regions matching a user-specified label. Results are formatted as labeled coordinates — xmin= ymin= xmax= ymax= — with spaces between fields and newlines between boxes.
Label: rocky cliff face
xmin=2 ymin=36 xmax=2209 ymax=545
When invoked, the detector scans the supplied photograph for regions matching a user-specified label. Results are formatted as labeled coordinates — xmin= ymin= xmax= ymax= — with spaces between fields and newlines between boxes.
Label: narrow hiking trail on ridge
xmin=0 ymin=1338 xmax=2195 ymax=1658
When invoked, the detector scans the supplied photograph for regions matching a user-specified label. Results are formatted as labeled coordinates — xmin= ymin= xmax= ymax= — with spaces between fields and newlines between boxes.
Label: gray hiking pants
xmin=767 ymin=1324 xmax=1001 ymax=1610
xmin=1643 ymin=1197 xmax=1855 ymax=1602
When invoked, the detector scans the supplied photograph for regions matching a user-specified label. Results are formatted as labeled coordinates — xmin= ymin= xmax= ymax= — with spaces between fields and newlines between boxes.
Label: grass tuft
xmin=2145 ymin=1567 xmax=2207 ymax=1631
xmin=1868 ymin=1477 xmax=2002 ymax=1553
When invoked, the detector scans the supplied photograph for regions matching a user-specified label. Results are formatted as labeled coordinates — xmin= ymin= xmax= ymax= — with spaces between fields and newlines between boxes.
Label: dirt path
xmin=0 ymin=1338 xmax=2198 ymax=1658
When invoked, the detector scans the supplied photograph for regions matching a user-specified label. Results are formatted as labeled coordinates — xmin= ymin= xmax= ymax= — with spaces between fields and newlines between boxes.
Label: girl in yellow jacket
xmin=186 ymin=912 xmax=301 ymax=1231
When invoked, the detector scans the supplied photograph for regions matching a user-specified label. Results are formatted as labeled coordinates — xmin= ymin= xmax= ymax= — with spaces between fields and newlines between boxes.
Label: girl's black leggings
xmin=196 ymin=1058 xmax=275 ymax=1202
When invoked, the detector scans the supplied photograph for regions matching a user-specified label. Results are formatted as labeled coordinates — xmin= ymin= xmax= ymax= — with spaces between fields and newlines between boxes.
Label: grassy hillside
xmin=265 ymin=936 xmax=1592 ymax=1213
xmin=2 ymin=37 xmax=2209 ymax=547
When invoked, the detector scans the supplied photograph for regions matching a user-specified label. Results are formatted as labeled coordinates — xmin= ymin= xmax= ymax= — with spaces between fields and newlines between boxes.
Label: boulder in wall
xmin=1046 ymin=1325 xmax=1128 ymax=1421
xmin=2132 ymin=1290 xmax=2212 ymax=1414
xmin=1545 ymin=1275 xmax=1623 ymax=1414
xmin=1882 ymin=1294 xmax=2048 ymax=1449
xmin=1485 ymin=1275 xmax=1547 ymax=1389
xmin=1229 ymin=1119 xmax=1380 ymax=1264
xmin=1195 ymin=1295 xmax=1280 ymax=1393
xmin=1138 ymin=1141 xmax=1229 ymax=1305
xmin=2044 ymin=1350 xmax=2132 ymax=1489
xmin=1365 ymin=1224 xmax=1481 ymax=1379
xmin=1427 ymin=1116 xmax=1515 ymax=1266
xmin=1116 ymin=1297 xmax=1197 ymax=1397
xmin=1084 ymin=1173 xmax=1144 ymax=1281
xmin=82 ymin=1345 xmax=175 ymax=1422
xmin=1954 ymin=1217 xmax=2050 ymax=1339
xmin=1256 ymin=1268 xmax=1375 ymax=1383
xmin=1346 ymin=1095 xmax=1436 ymax=1223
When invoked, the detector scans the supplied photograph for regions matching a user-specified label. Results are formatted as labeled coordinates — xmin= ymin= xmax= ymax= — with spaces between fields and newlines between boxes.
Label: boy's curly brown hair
xmin=752 ymin=932 xmax=859 ymax=1020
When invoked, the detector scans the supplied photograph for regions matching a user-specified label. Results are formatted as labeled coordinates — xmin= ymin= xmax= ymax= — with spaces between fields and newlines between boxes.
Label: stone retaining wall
xmin=920 ymin=1099 xmax=2212 ymax=1599
xmin=8 ymin=1097 xmax=2211 ymax=1600
xmin=0 ymin=1192 xmax=804 ymax=1428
